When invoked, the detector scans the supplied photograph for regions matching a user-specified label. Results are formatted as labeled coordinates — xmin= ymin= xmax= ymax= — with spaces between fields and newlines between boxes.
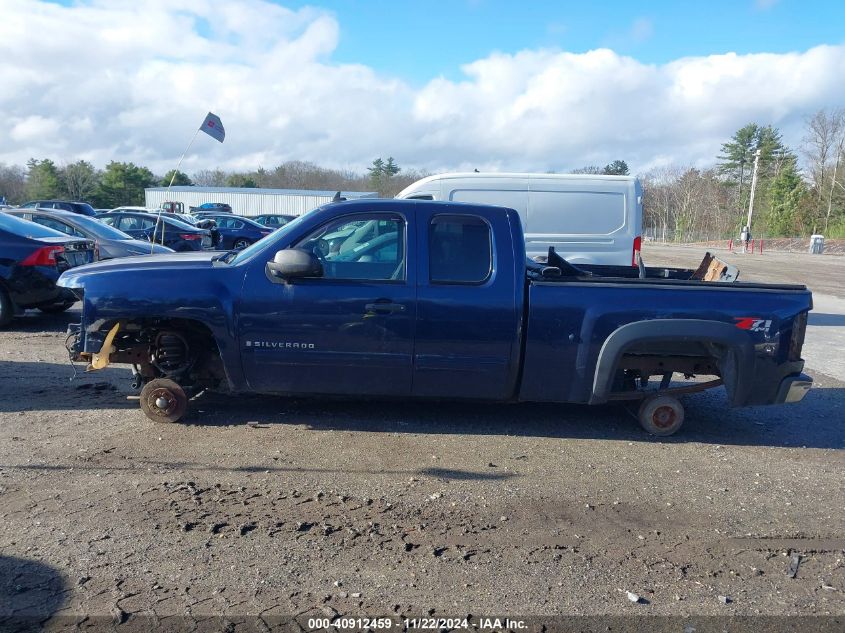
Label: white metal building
xmin=144 ymin=186 xmax=378 ymax=218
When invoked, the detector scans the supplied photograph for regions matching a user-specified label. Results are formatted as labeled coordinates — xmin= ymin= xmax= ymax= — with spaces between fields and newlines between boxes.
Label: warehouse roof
xmin=145 ymin=186 xmax=378 ymax=197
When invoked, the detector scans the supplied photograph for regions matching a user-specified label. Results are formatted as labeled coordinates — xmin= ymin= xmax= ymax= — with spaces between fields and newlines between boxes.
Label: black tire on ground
xmin=637 ymin=395 xmax=685 ymax=436
xmin=37 ymin=300 xmax=75 ymax=314
xmin=140 ymin=378 xmax=188 ymax=423
xmin=0 ymin=286 xmax=13 ymax=327
xmin=233 ymin=238 xmax=251 ymax=250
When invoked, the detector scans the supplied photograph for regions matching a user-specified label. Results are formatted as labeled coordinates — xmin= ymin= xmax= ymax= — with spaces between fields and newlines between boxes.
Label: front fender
xmin=60 ymin=264 xmax=247 ymax=391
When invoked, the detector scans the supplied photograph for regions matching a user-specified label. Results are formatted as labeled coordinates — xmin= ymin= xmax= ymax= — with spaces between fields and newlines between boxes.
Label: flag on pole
xmin=199 ymin=112 xmax=225 ymax=143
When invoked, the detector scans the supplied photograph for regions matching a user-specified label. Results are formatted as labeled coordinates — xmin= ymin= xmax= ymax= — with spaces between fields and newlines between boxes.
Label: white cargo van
xmin=396 ymin=173 xmax=643 ymax=265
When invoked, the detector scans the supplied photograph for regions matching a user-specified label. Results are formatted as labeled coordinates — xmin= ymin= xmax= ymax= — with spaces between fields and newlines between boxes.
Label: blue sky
xmin=285 ymin=0 xmax=845 ymax=83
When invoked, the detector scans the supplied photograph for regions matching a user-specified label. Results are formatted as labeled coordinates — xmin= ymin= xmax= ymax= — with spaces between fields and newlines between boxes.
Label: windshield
xmin=226 ymin=213 xmax=309 ymax=265
xmin=0 ymin=212 xmax=68 ymax=238
xmin=63 ymin=214 xmax=134 ymax=240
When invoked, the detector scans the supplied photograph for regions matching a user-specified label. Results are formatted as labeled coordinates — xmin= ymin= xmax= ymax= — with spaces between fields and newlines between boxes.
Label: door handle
xmin=364 ymin=302 xmax=406 ymax=314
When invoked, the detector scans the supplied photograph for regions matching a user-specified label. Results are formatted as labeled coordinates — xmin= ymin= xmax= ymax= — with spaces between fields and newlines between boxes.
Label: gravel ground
xmin=0 ymin=247 xmax=843 ymax=631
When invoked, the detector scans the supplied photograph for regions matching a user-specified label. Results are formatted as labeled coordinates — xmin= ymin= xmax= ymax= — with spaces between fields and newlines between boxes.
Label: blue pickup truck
xmin=59 ymin=199 xmax=812 ymax=435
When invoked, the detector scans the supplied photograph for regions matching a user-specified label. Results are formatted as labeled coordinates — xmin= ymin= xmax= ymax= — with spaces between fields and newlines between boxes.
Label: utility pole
xmin=746 ymin=149 xmax=762 ymax=231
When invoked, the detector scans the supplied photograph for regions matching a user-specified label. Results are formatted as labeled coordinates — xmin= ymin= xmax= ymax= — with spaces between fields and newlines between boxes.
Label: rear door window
xmin=429 ymin=215 xmax=492 ymax=284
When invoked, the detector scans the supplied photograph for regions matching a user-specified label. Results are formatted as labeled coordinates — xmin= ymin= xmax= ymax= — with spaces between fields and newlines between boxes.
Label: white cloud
xmin=10 ymin=115 xmax=61 ymax=142
xmin=0 ymin=0 xmax=843 ymax=176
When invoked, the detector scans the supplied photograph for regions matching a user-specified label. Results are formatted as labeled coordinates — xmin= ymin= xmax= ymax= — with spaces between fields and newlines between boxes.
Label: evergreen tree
xmin=603 ymin=159 xmax=630 ymax=175
xmin=25 ymin=158 xmax=61 ymax=200
xmin=384 ymin=157 xmax=401 ymax=177
xmin=226 ymin=173 xmax=258 ymax=188
xmin=161 ymin=170 xmax=193 ymax=187
xmin=765 ymin=158 xmax=805 ymax=236
xmin=718 ymin=123 xmax=795 ymax=225
xmin=92 ymin=161 xmax=157 ymax=208
xmin=368 ymin=157 xmax=402 ymax=196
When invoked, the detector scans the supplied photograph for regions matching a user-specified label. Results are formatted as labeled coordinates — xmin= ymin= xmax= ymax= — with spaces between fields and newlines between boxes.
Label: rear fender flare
xmin=590 ymin=319 xmax=755 ymax=405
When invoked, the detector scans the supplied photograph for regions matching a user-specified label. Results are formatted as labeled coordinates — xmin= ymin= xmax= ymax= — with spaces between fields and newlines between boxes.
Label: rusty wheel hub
xmin=652 ymin=405 xmax=678 ymax=429
xmin=148 ymin=388 xmax=177 ymax=416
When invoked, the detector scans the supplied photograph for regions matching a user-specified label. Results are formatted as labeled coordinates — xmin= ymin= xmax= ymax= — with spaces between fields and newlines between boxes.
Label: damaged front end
xmin=65 ymin=315 xmax=227 ymax=396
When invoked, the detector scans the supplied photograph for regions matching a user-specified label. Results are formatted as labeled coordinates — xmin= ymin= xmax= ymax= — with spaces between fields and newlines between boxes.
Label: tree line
xmin=642 ymin=109 xmax=845 ymax=240
xmin=0 ymin=156 xmax=429 ymax=209
xmin=1 ymin=108 xmax=843 ymax=238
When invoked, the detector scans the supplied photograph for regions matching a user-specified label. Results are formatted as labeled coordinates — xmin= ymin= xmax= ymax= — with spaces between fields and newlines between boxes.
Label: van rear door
xmin=525 ymin=178 xmax=637 ymax=265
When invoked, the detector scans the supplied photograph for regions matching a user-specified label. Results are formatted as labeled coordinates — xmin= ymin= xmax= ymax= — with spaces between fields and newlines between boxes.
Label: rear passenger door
xmin=412 ymin=206 xmax=521 ymax=400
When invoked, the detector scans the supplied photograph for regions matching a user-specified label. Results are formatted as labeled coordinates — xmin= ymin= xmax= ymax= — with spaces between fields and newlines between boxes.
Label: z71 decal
xmin=734 ymin=317 xmax=773 ymax=334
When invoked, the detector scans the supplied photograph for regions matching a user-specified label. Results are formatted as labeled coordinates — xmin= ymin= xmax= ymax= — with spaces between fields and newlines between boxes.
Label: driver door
xmin=239 ymin=211 xmax=416 ymax=396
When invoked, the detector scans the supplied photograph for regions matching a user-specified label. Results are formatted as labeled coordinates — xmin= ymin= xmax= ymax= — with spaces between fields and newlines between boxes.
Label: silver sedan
xmin=7 ymin=208 xmax=174 ymax=259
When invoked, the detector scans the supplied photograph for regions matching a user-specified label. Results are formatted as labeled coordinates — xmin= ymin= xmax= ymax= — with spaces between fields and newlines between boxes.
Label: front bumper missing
xmin=89 ymin=322 xmax=121 ymax=370
xmin=66 ymin=321 xmax=121 ymax=371
xmin=775 ymin=373 xmax=813 ymax=404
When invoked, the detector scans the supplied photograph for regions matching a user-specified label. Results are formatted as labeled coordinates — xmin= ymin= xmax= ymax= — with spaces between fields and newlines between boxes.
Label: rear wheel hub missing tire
xmin=652 ymin=406 xmax=677 ymax=429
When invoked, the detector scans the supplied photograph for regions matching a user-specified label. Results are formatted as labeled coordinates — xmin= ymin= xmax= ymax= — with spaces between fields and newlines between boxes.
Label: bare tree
xmin=801 ymin=108 xmax=845 ymax=233
xmin=0 ymin=163 xmax=26 ymax=204
xmin=192 ymin=168 xmax=228 ymax=187
xmin=61 ymin=160 xmax=99 ymax=201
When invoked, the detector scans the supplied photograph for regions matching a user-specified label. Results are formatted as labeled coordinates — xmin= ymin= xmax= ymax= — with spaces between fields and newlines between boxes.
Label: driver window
xmin=294 ymin=214 xmax=405 ymax=281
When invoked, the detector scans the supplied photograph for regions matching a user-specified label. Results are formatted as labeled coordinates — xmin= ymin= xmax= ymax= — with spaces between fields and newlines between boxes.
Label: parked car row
xmin=0 ymin=201 xmax=284 ymax=326
xmin=97 ymin=211 xmax=213 ymax=251
xmin=6 ymin=209 xmax=173 ymax=259
xmin=193 ymin=213 xmax=272 ymax=249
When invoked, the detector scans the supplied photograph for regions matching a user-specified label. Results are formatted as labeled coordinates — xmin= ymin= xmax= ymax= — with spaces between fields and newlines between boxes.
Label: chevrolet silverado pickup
xmin=59 ymin=199 xmax=812 ymax=435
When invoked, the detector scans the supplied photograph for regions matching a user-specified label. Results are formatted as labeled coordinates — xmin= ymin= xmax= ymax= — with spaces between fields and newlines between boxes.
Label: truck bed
xmin=527 ymin=250 xmax=808 ymax=292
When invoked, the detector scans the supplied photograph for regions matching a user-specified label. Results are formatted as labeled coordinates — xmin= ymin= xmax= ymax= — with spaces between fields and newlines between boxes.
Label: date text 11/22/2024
xmin=306 ymin=617 xmax=527 ymax=630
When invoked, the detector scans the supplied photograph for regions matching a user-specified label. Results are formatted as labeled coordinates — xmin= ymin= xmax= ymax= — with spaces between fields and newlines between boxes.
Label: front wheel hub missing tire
xmin=140 ymin=378 xmax=187 ymax=423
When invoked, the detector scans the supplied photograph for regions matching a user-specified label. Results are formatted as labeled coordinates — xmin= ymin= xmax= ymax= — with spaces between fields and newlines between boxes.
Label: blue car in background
xmin=191 ymin=202 xmax=232 ymax=214
xmin=0 ymin=213 xmax=96 ymax=325
xmin=199 ymin=214 xmax=272 ymax=249
xmin=20 ymin=200 xmax=98 ymax=217
xmin=97 ymin=211 xmax=212 ymax=251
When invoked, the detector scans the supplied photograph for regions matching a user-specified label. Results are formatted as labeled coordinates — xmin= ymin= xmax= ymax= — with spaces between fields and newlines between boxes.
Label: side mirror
xmin=266 ymin=248 xmax=323 ymax=281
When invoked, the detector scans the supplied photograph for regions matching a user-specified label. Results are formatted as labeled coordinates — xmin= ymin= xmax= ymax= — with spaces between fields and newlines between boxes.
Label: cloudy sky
xmin=1 ymin=0 xmax=844 ymax=176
